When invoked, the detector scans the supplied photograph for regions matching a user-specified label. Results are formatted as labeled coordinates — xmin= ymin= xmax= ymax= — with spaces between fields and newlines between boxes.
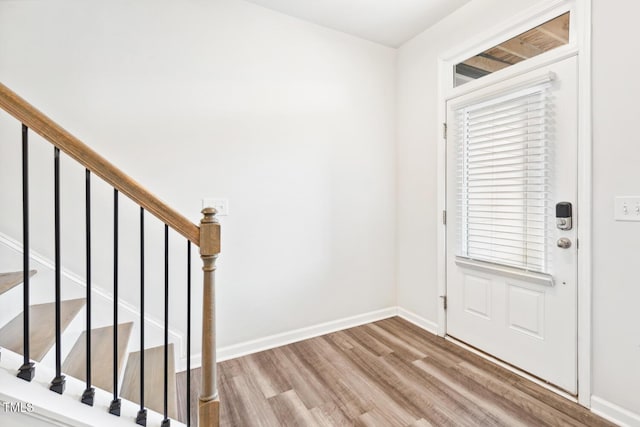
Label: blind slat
xmin=467 ymin=225 xmax=547 ymax=234
xmin=463 ymin=107 xmax=546 ymax=131
xmin=465 ymin=123 xmax=546 ymax=140
xmin=458 ymin=134 xmax=547 ymax=147
xmin=466 ymin=146 xmax=548 ymax=160
xmin=461 ymin=169 xmax=548 ymax=177
xmin=463 ymin=138 xmax=547 ymax=151
xmin=466 ymin=90 xmax=549 ymax=116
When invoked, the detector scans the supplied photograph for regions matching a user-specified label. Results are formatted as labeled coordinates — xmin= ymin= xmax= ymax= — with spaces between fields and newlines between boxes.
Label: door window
xmin=454 ymin=82 xmax=552 ymax=273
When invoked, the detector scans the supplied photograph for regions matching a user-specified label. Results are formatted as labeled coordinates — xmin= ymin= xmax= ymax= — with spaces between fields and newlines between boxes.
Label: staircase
xmin=0 ymin=82 xmax=221 ymax=427
xmin=0 ymin=273 xmax=178 ymax=420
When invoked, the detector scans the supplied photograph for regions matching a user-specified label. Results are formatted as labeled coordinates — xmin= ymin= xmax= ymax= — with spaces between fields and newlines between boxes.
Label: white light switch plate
xmin=614 ymin=196 xmax=640 ymax=221
xmin=202 ymin=198 xmax=229 ymax=216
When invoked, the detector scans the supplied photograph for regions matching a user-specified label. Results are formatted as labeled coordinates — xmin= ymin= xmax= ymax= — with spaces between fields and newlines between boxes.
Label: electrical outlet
xmin=202 ymin=198 xmax=229 ymax=216
xmin=614 ymin=196 xmax=640 ymax=221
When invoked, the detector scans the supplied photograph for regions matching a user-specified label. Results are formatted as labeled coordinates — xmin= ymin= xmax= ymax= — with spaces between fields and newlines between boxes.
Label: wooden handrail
xmin=0 ymin=82 xmax=200 ymax=245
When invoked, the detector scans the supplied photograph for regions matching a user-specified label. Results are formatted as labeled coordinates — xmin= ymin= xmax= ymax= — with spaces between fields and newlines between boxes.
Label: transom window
xmin=454 ymin=12 xmax=570 ymax=87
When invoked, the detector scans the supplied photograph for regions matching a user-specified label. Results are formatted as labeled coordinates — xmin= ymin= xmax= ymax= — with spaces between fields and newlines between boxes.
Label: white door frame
xmin=436 ymin=0 xmax=592 ymax=407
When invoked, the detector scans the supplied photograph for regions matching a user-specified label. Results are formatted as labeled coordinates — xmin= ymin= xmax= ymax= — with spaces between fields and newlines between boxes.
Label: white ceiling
xmin=242 ymin=0 xmax=472 ymax=47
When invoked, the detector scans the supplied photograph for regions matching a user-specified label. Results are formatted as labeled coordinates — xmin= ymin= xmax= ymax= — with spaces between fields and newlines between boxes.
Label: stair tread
xmin=62 ymin=322 xmax=133 ymax=394
xmin=0 ymin=270 xmax=37 ymax=296
xmin=120 ymin=344 xmax=178 ymax=420
xmin=0 ymin=298 xmax=85 ymax=362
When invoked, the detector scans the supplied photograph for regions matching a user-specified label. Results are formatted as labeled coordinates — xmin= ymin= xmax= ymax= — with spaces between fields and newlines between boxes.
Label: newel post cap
xmin=201 ymin=207 xmax=219 ymax=220
xmin=200 ymin=208 xmax=220 ymax=256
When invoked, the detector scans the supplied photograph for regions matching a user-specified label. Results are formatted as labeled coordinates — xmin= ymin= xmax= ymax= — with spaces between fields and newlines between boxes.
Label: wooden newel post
xmin=199 ymin=207 xmax=221 ymax=427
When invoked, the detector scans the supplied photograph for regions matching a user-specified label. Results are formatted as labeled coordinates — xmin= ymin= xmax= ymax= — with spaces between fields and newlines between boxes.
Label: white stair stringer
xmin=0 ymin=349 xmax=185 ymax=427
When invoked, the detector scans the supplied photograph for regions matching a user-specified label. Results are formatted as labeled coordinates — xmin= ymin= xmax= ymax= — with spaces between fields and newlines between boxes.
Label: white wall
xmin=591 ymin=0 xmax=640 ymax=420
xmin=396 ymin=0 xmax=640 ymax=422
xmin=0 ymin=0 xmax=397 ymax=357
xmin=395 ymin=0 xmax=535 ymax=323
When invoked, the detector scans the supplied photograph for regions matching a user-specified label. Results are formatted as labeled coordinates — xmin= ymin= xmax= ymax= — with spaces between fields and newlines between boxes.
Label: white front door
xmin=446 ymin=56 xmax=578 ymax=394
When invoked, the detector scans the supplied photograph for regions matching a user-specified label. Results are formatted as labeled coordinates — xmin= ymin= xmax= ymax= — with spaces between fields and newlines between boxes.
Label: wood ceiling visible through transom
xmin=455 ymin=13 xmax=570 ymax=84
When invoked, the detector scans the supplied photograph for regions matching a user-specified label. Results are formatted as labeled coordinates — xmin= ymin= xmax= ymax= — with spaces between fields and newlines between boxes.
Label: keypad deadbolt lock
xmin=556 ymin=202 xmax=572 ymax=231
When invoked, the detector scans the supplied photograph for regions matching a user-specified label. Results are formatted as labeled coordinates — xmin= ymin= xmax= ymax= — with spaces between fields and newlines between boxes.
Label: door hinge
xmin=441 ymin=295 xmax=447 ymax=310
xmin=442 ymin=122 xmax=448 ymax=140
xmin=442 ymin=210 xmax=447 ymax=225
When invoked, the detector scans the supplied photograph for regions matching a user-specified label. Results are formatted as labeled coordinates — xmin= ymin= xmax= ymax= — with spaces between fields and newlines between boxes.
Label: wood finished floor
xmin=177 ymin=317 xmax=614 ymax=426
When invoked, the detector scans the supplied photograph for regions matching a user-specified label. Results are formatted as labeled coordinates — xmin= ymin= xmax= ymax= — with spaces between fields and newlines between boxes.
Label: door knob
xmin=557 ymin=237 xmax=572 ymax=249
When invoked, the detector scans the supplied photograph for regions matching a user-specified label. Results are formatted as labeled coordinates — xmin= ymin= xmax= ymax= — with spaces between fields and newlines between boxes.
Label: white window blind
xmin=455 ymin=82 xmax=553 ymax=273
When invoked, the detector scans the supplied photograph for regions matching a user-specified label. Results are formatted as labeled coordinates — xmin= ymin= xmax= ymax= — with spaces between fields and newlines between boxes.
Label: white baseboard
xmin=206 ymin=307 xmax=398 ymax=365
xmin=396 ymin=307 xmax=439 ymax=335
xmin=592 ymin=396 xmax=640 ymax=427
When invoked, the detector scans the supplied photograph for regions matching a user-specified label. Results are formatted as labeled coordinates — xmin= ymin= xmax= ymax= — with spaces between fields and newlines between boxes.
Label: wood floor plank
xmin=357 ymin=408 xmax=411 ymax=427
xmin=453 ymin=360 xmax=587 ymax=427
xmin=230 ymin=373 xmax=282 ymax=426
xmin=271 ymin=345 xmax=335 ymax=410
xmin=288 ymin=337 xmax=371 ymax=421
xmin=312 ymin=401 xmax=352 ymax=427
xmin=241 ymin=351 xmax=292 ymax=399
xmin=364 ymin=322 xmax=427 ymax=361
xmin=342 ymin=325 xmax=393 ymax=357
xmin=120 ymin=344 xmax=177 ymax=420
xmin=325 ymin=330 xmax=428 ymax=426
xmin=387 ymin=352 xmax=512 ymax=426
xmin=0 ymin=298 xmax=85 ymax=362
xmin=512 ymin=374 xmax=612 ymax=426
xmin=409 ymin=419 xmax=435 ymax=427
xmin=375 ymin=317 xmax=467 ymax=363
xmin=218 ymin=368 xmax=245 ymax=426
xmin=324 ymin=334 xmax=463 ymax=426
xmin=308 ymin=407 xmax=339 ymax=427
xmin=0 ymin=270 xmax=36 ymax=296
xmin=175 ymin=317 xmax=615 ymax=427
xmin=411 ymin=358 xmax=536 ymax=427
xmin=268 ymin=389 xmax=318 ymax=427
xmin=62 ymin=322 xmax=133 ymax=394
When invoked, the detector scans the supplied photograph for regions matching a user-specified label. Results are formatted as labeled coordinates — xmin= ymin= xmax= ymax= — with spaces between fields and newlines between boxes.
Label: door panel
xmin=507 ymin=284 xmax=544 ymax=339
xmin=446 ymin=56 xmax=578 ymax=394
xmin=463 ymin=274 xmax=491 ymax=319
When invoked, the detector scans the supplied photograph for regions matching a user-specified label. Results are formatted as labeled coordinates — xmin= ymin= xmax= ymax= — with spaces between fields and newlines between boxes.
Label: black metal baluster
xmin=17 ymin=124 xmax=35 ymax=382
xmin=50 ymin=147 xmax=66 ymax=394
xmin=81 ymin=169 xmax=95 ymax=405
xmin=136 ymin=207 xmax=147 ymax=426
xmin=162 ymin=224 xmax=170 ymax=427
xmin=186 ymin=241 xmax=192 ymax=427
xmin=109 ymin=189 xmax=121 ymax=416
